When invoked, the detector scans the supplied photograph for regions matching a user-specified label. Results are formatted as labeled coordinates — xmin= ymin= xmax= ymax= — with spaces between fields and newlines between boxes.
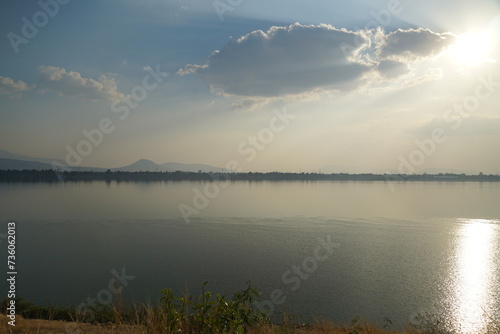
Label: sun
xmin=448 ymin=31 xmax=493 ymax=66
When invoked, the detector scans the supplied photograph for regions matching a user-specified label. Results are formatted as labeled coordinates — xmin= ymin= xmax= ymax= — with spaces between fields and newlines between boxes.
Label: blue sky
xmin=1 ymin=0 xmax=500 ymax=173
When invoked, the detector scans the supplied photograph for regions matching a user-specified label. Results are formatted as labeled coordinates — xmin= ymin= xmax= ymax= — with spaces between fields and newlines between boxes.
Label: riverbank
xmin=0 ymin=288 xmax=451 ymax=334
xmin=0 ymin=314 xmax=415 ymax=334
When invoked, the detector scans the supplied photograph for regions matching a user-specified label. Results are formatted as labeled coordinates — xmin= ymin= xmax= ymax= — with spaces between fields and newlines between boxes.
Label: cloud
xmin=38 ymin=66 xmax=125 ymax=102
xmin=0 ymin=76 xmax=29 ymax=97
xmin=377 ymin=28 xmax=456 ymax=62
xmin=230 ymin=98 xmax=270 ymax=112
xmin=180 ymin=24 xmax=455 ymax=104
xmin=377 ymin=60 xmax=410 ymax=79
xmin=179 ymin=23 xmax=373 ymax=98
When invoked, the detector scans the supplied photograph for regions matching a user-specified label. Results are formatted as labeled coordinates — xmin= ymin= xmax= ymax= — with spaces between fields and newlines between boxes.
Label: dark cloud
xmin=180 ymin=24 xmax=455 ymax=100
xmin=377 ymin=60 xmax=410 ymax=79
xmin=179 ymin=23 xmax=372 ymax=97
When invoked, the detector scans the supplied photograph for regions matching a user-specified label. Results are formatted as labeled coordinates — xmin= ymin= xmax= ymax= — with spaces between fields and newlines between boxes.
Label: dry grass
xmin=0 ymin=314 xmax=415 ymax=334
xmin=0 ymin=314 xmax=146 ymax=334
xmin=0 ymin=287 xmax=433 ymax=334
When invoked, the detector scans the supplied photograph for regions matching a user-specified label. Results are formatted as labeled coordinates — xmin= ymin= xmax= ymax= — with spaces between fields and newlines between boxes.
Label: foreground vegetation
xmin=1 ymin=282 xmax=496 ymax=333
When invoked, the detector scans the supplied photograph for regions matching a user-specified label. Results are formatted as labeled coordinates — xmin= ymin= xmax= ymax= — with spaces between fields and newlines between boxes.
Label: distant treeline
xmin=1 ymin=169 xmax=500 ymax=183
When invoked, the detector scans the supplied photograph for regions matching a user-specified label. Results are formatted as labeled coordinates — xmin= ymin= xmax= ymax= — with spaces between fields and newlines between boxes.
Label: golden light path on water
xmin=449 ymin=218 xmax=500 ymax=333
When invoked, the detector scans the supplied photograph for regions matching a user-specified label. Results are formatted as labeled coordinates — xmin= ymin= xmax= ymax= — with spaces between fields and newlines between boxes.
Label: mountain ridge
xmin=112 ymin=158 xmax=231 ymax=172
xmin=0 ymin=150 xmax=229 ymax=173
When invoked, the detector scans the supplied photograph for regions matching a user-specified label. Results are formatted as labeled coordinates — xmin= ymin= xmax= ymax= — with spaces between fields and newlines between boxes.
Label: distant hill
xmin=0 ymin=150 xmax=106 ymax=171
xmin=0 ymin=150 xmax=230 ymax=173
xmin=0 ymin=157 xmax=106 ymax=172
xmin=112 ymin=159 xmax=231 ymax=173
xmin=0 ymin=158 xmax=54 ymax=171
xmin=0 ymin=149 xmax=65 ymax=165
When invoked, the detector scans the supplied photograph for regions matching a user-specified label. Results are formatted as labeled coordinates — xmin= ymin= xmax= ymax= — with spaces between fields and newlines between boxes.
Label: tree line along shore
xmin=1 ymin=169 xmax=500 ymax=183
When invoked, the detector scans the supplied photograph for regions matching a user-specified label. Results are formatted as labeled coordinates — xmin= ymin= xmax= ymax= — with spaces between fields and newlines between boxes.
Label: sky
xmin=1 ymin=0 xmax=500 ymax=173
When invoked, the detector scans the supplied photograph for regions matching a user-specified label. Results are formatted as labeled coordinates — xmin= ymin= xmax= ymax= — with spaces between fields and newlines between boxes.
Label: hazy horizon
xmin=0 ymin=147 xmax=495 ymax=175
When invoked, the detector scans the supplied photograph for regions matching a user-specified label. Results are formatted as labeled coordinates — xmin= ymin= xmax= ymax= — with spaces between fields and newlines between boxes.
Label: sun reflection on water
xmin=449 ymin=218 xmax=499 ymax=333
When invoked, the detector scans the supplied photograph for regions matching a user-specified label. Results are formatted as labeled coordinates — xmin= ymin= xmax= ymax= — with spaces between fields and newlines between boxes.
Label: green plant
xmin=157 ymin=281 xmax=269 ymax=333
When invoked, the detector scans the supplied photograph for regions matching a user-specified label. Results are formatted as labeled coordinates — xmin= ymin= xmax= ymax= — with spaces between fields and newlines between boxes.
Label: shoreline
xmin=0 ymin=295 xmax=484 ymax=334
xmin=1 ymin=169 xmax=500 ymax=183
xmin=0 ymin=314 xmax=413 ymax=334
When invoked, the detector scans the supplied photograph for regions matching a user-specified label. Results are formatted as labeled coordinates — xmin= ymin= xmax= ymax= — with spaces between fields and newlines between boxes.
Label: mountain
xmin=0 ymin=150 xmax=229 ymax=173
xmin=0 ymin=158 xmax=54 ymax=170
xmin=0 ymin=150 xmax=102 ymax=171
xmin=0 ymin=157 xmax=106 ymax=172
xmin=112 ymin=159 xmax=231 ymax=173
xmin=0 ymin=149 xmax=65 ymax=165
xmin=113 ymin=159 xmax=159 ymax=172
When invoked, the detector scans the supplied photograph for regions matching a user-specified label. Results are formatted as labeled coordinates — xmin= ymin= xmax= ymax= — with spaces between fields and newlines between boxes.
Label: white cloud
xmin=230 ymin=98 xmax=270 ymax=112
xmin=377 ymin=28 xmax=456 ymax=62
xmin=0 ymin=76 xmax=29 ymax=97
xmin=38 ymin=66 xmax=125 ymax=102
xmin=180 ymin=24 xmax=456 ymax=104
xmin=179 ymin=23 xmax=372 ymax=98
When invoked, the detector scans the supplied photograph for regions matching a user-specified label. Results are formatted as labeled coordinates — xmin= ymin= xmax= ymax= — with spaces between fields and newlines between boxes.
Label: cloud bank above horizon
xmin=179 ymin=24 xmax=456 ymax=102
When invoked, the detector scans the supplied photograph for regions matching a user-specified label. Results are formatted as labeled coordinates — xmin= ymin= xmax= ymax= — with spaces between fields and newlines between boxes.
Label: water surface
xmin=1 ymin=180 xmax=499 ymax=332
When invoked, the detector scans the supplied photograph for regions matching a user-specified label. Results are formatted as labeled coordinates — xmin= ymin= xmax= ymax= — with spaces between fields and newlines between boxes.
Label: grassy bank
xmin=0 ymin=315 xmax=422 ymax=334
xmin=0 ymin=282 xmax=482 ymax=334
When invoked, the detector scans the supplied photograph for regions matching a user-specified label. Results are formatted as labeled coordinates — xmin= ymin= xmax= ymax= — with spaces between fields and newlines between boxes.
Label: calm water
xmin=1 ymin=180 xmax=500 ymax=332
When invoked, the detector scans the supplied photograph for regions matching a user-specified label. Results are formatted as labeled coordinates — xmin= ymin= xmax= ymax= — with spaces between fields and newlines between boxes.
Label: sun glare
xmin=449 ymin=31 xmax=493 ymax=66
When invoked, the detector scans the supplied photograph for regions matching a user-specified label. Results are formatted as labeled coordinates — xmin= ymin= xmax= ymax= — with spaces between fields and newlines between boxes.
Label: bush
xmin=156 ymin=281 xmax=269 ymax=333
